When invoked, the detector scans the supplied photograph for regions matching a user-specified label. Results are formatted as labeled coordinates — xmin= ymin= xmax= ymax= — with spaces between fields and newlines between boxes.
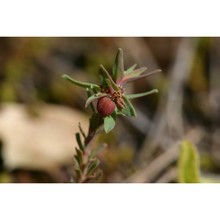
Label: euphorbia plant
xmin=62 ymin=48 xmax=160 ymax=182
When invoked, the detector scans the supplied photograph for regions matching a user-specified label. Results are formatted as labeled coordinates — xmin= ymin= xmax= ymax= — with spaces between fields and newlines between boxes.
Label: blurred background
xmin=0 ymin=37 xmax=219 ymax=183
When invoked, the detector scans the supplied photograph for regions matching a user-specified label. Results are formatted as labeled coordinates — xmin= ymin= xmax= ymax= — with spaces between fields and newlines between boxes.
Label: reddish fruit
xmin=97 ymin=96 xmax=115 ymax=117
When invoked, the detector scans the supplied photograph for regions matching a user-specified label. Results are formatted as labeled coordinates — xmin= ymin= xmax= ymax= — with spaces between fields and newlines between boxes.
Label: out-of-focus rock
xmin=0 ymin=103 xmax=89 ymax=172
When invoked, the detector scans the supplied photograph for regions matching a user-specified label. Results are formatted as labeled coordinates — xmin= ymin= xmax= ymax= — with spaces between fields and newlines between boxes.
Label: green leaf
xmin=74 ymin=156 xmax=81 ymax=167
xmin=112 ymin=48 xmax=124 ymax=82
xmin=99 ymin=65 xmax=119 ymax=91
xmin=126 ymin=67 xmax=148 ymax=77
xmin=75 ymin=132 xmax=84 ymax=152
xmin=78 ymin=122 xmax=86 ymax=139
xmin=86 ymin=89 xmax=95 ymax=112
xmin=111 ymin=109 xmax=117 ymax=120
xmin=125 ymin=64 xmax=137 ymax=74
xmin=87 ymin=159 xmax=100 ymax=176
xmin=178 ymin=140 xmax=201 ymax=183
xmin=85 ymin=92 xmax=107 ymax=108
xmin=118 ymin=67 xmax=147 ymax=84
xmin=120 ymin=95 xmax=136 ymax=117
xmin=75 ymin=148 xmax=83 ymax=165
xmin=120 ymin=69 xmax=161 ymax=84
xmin=104 ymin=115 xmax=116 ymax=133
xmin=115 ymin=110 xmax=126 ymax=116
xmin=126 ymin=89 xmax=158 ymax=99
xmin=62 ymin=74 xmax=99 ymax=90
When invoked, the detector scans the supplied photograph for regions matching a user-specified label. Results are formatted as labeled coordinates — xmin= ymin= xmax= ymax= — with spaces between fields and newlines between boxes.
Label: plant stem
xmin=75 ymin=113 xmax=104 ymax=183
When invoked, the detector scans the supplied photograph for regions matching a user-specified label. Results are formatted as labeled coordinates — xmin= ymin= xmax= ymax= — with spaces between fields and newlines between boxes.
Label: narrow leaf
xmin=78 ymin=123 xmax=86 ymax=139
xmin=104 ymin=115 xmax=116 ymax=133
xmin=126 ymin=67 xmax=147 ymax=77
xmin=62 ymin=74 xmax=99 ymax=90
xmin=125 ymin=64 xmax=137 ymax=74
xmin=120 ymin=95 xmax=136 ymax=117
xmin=115 ymin=110 xmax=126 ymax=116
xmin=75 ymin=132 xmax=84 ymax=152
xmin=85 ymin=92 xmax=107 ymax=108
xmin=99 ymin=65 xmax=119 ymax=91
xmin=113 ymin=48 xmax=124 ymax=82
xmin=86 ymin=89 xmax=95 ymax=112
xmin=75 ymin=148 xmax=83 ymax=165
xmin=178 ymin=140 xmax=200 ymax=183
xmin=74 ymin=155 xmax=81 ymax=167
xmin=87 ymin=159 xmax=100 ymax=176
xmin=126 ymin=89 xmax=158 ymax=99
xmin=120 ymin=69 xmax=161 ymax=84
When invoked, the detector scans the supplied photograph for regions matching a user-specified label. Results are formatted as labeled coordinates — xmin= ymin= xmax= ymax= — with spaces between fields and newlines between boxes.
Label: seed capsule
xmin=97 ymin=96 xmax=116 ymax=117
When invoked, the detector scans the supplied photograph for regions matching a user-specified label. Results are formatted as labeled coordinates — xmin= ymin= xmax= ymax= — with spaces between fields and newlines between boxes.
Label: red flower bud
xmin=97 ymin=96 xmax=116 ymax=117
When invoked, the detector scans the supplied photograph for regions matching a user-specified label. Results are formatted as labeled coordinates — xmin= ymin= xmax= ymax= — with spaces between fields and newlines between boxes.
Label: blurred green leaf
xmin=104 ymin=116 xmax=116 ymax=133
xmin=178 ymin=140 xmax=200 ymax=183
xmin=78 ymin=122 xmax=86 ymax=139
xmin=121 ymin=95 xmax=136 ymax=117
xmin=112 ymin=48 xmax=124 ymax=82
xmin=75 ymin=132 xmax=84 ymax=152
xmin=125 ymin=64 xmax=137 ymax=74
xmin=126 ymin=67 xmax=148 ymax=78
xmin=75 ymin=148 xmax=83 ymax=166
xmin=126 ymin=89 xmax=158 ymax=99
xmin=86 ymin=89 xmax=95 ymax=112
xmin=85 ymin=92 xmax=107 ymax=108
xmin=121 ymin=69 xmax=161 ymax=84
xmin=62 ymin=74 xmax=99 ymax=90
xmin=99 ymin=65 xmax=119 ymax=91
xmin=87 ymin=159 xmax=100 ymax=176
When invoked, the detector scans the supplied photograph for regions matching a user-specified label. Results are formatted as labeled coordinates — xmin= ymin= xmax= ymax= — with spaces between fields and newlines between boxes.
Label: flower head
xmin=62 ymin=48 xmax=161 ymax=132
